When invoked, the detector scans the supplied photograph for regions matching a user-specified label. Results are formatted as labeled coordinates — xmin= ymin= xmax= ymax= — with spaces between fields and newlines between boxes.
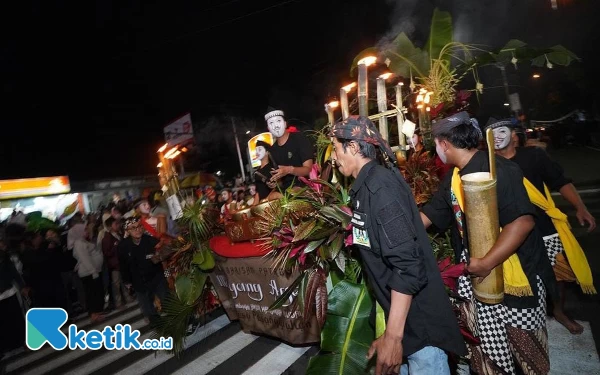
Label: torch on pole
xmin=231 ymin=117 xmax=247 ymax=182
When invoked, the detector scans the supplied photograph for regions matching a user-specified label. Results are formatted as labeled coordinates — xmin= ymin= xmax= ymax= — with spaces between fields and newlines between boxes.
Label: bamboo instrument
xmin=460 ymin=128 xmax=504 ymax=304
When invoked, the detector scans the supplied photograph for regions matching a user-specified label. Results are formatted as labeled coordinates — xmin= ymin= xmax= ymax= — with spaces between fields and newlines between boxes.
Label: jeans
xmin=136 ymin=275 xmax=168 ymax=321
xmin=400 ymin=346 xmax=450 ymax=375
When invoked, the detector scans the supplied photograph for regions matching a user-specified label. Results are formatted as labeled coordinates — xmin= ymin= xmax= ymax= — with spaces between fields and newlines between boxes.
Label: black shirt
xmin=269 ymin=132 xmax=314 ymax=191
xmin=254 ymin=163 xmax=273 ymax=200
xmin=350 ymin=160 xmax=467 ymax=357
xmin=422 ymin=151 xmax=556 ymax=308
xmin=510 ymin=147 xmax=572 ymax=236
xmin=118 ymin=234 xmax=164 ymax=292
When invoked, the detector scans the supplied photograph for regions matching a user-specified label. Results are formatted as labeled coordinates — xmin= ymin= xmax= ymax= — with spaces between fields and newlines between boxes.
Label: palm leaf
xmin=425 ymin=8 xmax=453 ymax=65
xmin=152 ymin=293 xmax=195 ymax=356
xmin=305 ymin=280 xmax=375 ymax=375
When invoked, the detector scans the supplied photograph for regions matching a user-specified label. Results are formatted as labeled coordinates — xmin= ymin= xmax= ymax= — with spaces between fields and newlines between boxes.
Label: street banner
xmin=164 ymin=113 xmax=194 ymax=147
xmin=210 ymin=254 xmax=320 ymax=345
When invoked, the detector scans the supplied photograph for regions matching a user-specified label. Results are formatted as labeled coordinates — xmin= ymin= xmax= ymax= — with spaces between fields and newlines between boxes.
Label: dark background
xmin=1 ymin=0 xmax=598 ymax=180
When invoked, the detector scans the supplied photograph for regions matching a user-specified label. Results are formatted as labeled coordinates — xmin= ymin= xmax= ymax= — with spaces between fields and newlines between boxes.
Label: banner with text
xmin=164 ymin=113 xmax=194 ymax=147
xmin=209 ymin=254 xmax=320 ymax=345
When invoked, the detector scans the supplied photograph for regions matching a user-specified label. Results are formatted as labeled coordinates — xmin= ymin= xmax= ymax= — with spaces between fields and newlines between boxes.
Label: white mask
xmin=267 ymin=116 xmax=286 ymax=138
xmin=255 ymin=146 xmax=266 ymax=161
xmin=435 ymin=139 xmax=448 ymax=164
xmin=492 ymin=126 xmax=512 ymax=150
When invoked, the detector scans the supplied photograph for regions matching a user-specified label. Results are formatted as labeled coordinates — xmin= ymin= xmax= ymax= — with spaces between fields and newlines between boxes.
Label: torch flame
xmin=358 ymin=56 xmax=377 ymax=67
xmin=158 ymin=143 xmax=168 ymax=153
xmin=164 ymin=146 xmax=179 ymax=159
xmin=341 ymin=82 xmax=357 ymax=92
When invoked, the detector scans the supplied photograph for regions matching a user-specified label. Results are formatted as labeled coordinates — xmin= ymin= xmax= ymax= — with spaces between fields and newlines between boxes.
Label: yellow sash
xmin=451 ymin=168 xmax=533 ymax=297
xmin=523 ymin=178 xmax=596 ymax=294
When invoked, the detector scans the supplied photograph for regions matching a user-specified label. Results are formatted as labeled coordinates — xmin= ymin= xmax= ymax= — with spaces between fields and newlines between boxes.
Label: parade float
xmin=150 ymin=8 xmax=581 ymax=374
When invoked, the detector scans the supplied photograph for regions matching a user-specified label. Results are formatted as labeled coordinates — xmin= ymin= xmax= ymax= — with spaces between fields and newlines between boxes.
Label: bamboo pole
xmin=395 ymin=84 xmax=406 ymax=157
xmin=461 ymin=129 xmax=503 ymax=304
xmin=376 ymin=77 xmax=389 ymax=141
xmin=340 ymin=88 xmax=350 ymax=120
xmin=357 ymin=62 xmax=368 ymax=117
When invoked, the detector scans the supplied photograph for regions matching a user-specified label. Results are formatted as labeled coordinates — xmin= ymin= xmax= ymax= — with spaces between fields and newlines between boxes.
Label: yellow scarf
xmin=451 ymin=168 xmax=533 ymax=297
xmin=523 ymin=178 xmax=596 ymax=294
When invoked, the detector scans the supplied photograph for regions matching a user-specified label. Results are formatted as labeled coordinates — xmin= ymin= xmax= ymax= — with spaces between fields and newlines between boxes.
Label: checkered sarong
xmin=458 ymin=251 xmax=547 ymax=375
xmin=543 ymin=233 xmax=563 ymax=267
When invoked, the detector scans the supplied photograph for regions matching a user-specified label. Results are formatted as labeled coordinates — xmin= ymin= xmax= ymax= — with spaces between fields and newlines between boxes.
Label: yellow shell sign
xmin=247 ymin=132 xmax=274 ymax=168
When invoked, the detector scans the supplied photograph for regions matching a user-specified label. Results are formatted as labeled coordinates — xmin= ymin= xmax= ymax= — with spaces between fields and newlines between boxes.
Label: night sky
xmin=2 ymin=0 xmax=599 ymax=181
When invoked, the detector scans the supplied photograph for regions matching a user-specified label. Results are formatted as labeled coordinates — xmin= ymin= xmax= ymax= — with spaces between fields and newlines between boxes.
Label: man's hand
xmin=367 ymin=332 xmax=403 ymax=375
xmin=576 ymin=208 xmax=596 ymax=232
xmin=467 ymin=257 xmax=491 ymax=283
xmin=270 ymin=166 xmax=293 ymax=182
xmin=21 ymin=287 xmax=31 ymax=298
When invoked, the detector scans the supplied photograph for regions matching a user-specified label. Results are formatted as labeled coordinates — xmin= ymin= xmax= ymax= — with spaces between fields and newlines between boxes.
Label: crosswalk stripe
xmin=63 ymin=324 xmax=156 ymax=375
xmin=241 ymin=345 xmax=311 ymax=375
xmin=171 ymin=332 xmax=260 ymax=375
xmin=16 ymin=318 xmax=147 ymax=375
xmin=111 ymin=314 xmax=232 ymax=375
xmin=5 ymin=309 xmax=143 ymax=373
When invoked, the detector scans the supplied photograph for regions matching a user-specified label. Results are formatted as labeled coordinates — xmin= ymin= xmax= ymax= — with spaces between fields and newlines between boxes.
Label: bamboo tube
xmin=357 ymin=63 xmax=368 ymax=117
xmin=461 ymin=131 xmax=503 ymax=304
xmin=340 ymin=88 xmax=350 ymax=120
xmin=376 ymin=77 xmax=389 ymax=141
xmin=395 ymin=84 xmax=406 ymax=157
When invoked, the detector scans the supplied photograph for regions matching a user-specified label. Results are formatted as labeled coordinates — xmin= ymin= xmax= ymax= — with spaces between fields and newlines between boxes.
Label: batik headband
xmin=330 ymin=115 xmax=397 ymax=168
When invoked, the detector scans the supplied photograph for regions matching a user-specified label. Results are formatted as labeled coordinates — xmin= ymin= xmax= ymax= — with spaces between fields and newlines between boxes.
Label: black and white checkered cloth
xmin=458 ymin=250 xmax=547 ymax=375
xmin=543 ymin=233 xmax=563 ymax=267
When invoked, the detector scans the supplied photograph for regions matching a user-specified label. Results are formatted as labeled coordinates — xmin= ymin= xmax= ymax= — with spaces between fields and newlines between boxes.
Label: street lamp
xmin=340 ymin=82 xmax=356 ymax=119
xmin=231 ymin=117 xmax=246 ymax=183
xmin=533 ymin=73 xmax=541 ymax=79
xmin=357 ymin=56 xmax=377 ymax=116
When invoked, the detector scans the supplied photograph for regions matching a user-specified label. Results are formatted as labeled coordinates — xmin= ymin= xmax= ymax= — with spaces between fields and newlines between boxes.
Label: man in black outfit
xmin=264 ymin=108 xmax=314 ymax=191
xmin=330 ymin=115 xmax=466 ymax=375
xmin=118 ymin=217 xmax=169 ymax=324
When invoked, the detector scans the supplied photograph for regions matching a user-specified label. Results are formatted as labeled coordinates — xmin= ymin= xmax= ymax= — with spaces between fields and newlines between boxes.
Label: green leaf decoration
xmin=269 ymin=270 xmax=305 ymax=311
xmin=175 ymin=271 xmax=207 ymax=305
xmin=425 ymin=8 xmax=453 ymax=64
xmin=375 ymin=302 xmax=386 ymax=339
xmin=305 ymin=280 xmax=375 ymax=375
xmin=329 ymin=233 xmax=344 ymax=260
xmin=381 ymin=32 xmax=429 ymax=78
xmin=192 ymin=247 xmax=215 ymax=270
xmin=152 ymin=293 xmax=195 ymax=355
xmin=293 ymin=220 xmax=317 ymax=242
xmin=335 ymin=250 xmax=346 ymax=273
xmin=304 ymin=239 xmax=325 ymax=254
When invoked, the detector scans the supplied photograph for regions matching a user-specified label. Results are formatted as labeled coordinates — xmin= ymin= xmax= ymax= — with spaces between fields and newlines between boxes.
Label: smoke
xmin=377 ymin=0 xmax=421 ymax=50
xmin=380 ymin=0 xmax=524 ymax=50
